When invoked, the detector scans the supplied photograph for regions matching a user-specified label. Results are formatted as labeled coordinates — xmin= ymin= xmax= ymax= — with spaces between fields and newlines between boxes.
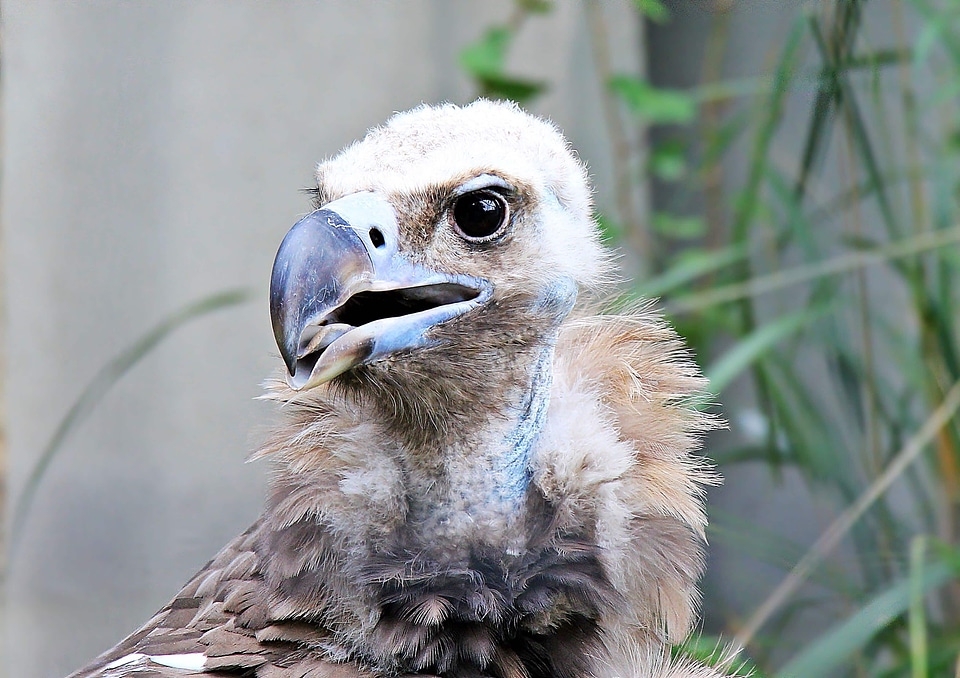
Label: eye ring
xmin=450 ymin=189 xmax=509 ymax=242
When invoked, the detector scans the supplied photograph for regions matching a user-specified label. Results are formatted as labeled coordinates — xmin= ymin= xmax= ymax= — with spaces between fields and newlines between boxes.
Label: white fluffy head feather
xmin=316 ymin=99 xmax=612 ymax=290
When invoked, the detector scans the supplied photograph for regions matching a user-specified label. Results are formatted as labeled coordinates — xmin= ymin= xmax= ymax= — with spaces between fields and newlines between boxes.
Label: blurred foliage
xmin=463 ymin=0 xmax=960 ymax=675
xmin=459 ymin=27 xmax=547 ymax=103
xmin=459 ymin=2 xmax=548 ymax=104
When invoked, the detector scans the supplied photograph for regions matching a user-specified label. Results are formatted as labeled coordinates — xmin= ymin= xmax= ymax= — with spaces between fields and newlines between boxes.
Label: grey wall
xmin=2 ymin=3 xmax=644 ymax=676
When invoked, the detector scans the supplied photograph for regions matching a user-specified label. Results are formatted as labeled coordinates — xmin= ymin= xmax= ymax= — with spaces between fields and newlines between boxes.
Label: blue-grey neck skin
xmin=494 ymin=344 xmax=555 ymax=503
xmin=494 ymin=277 xmax=578 ymax=504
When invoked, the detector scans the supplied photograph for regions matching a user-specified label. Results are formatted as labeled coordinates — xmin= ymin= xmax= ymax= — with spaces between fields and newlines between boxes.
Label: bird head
xmin=270 ymin=101 xmax=611 ymax=407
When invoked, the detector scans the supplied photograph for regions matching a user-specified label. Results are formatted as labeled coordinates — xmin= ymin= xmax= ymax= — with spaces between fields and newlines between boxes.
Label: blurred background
xmin=3 ymin=1 xmax=960 ymax=676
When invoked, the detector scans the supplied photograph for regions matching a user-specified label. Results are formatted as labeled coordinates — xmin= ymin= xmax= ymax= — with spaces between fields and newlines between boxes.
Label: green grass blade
xmin=634 ymin=244 xmax=748 ymax=299
xmin=6 ymin=289 xmax=254 ymax=569
xmin=762 ymin=357 xmax=854 ymax=486
xmin=667 ymin=226 xmax=960 ymax=314
xmin=705 ymin=303 xmax=833 ymax=394
xmin=837 ymin=76 xmax=903 ymax=241
xmin=710 ymin=508 xmax=857 ymax=595
xmin=776 ymin=556 xmax=953 ymax=678
xmin=910 ymin=536 xmax=929 ymax=678
xmin=730 ymin=15 xmax=805 ymax=242
xmin=908 ymin=0 xmax=960 ymax=66
xmin=792 ymin=15 xmax=838 ymax=202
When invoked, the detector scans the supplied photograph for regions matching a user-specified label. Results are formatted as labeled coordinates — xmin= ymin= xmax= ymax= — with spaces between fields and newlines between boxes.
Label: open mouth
xmin=291 ymin=281 xmax=485 ymax=386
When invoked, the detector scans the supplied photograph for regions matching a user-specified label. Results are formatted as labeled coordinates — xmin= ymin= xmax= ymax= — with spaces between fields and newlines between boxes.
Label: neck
xmin=382 ymin=339 xmax=556 ymax=547
xmin=376 ymin=280 xmax=576 ymax=543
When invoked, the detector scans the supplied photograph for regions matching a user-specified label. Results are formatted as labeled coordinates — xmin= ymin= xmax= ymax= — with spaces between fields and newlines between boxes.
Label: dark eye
xmin=451 ymin=190 xmax=509 ymax=241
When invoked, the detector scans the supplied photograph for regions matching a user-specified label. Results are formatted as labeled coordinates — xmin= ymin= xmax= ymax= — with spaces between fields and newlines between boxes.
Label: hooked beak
xmin=270 ymin=192 xmax=492 ymax=390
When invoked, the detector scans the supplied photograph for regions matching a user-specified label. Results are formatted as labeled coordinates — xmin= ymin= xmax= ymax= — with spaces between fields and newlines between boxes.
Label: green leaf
xmin=651 ymin=213 xmax=706 ymax=240
xmin=609 ymin=75 xmax=697 ymax=125
xmin=518 ymin=0 xmax=553 ymax=13
xmin=776 ymin=557 xmax=957 ymax=678
xmin=632 ymin=0 xmax=669 ymax=23
xmin=649 ymin=141 xmax=687 ymax=181
xmin=460 ymin=27 xmax=511 ymax=79
xmin=705 ymin=303 xmax=833 ymax=394
xmin=460 ymin=26 xmax=546 ymax=103
xmin=690 ymin=75 xmax=773 ymax=104
xmin=477 ymin=74 xmax=546 ymax=104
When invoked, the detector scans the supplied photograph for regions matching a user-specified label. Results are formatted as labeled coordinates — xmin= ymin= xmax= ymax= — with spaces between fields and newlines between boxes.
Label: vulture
xmin=68 ymin=100 xmax=723 ymax=678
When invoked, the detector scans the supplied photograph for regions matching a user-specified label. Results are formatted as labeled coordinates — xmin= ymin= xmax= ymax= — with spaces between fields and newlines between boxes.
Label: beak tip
xmin=271 ymin=317 xmax=298 ymax=377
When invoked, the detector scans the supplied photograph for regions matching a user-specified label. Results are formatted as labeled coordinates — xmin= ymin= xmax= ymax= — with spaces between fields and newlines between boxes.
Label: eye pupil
xmin=453 ymin=190 xmax=507 ymax=240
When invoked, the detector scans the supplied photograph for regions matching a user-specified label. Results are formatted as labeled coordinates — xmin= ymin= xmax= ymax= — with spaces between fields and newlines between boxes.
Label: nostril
xmin=369 ymin=227 xmax=385 ymax=249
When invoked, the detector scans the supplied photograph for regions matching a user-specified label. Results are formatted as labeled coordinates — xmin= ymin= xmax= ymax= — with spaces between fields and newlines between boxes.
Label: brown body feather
xmin=70 ymin=311 xmax=720 ymax=678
